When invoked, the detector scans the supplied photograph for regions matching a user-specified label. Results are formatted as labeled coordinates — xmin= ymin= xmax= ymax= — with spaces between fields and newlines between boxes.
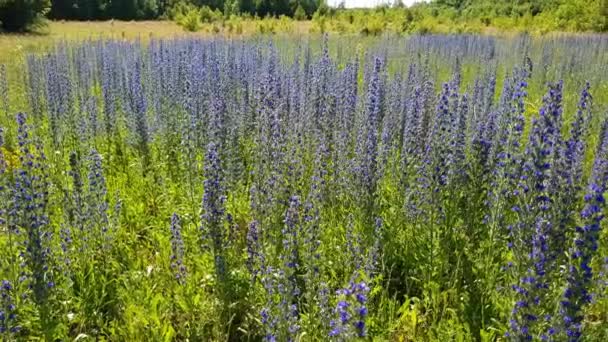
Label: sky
xmin=327 ymin=0 xmax=428 ymax=8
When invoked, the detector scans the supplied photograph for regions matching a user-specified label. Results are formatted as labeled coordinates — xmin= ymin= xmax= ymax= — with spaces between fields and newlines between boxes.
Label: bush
xmin=211 ymin=23 xmax=220 ymax=33
xmin=233 ymin=19 xmax=243 ymax=34
xmin=311 ymin=12 xmax=326 ymax=33
xmin=256 ymin=18 xmax=276 ymax=34
xmin=167 ymin=0 xmax=191 ymax=20
xmin=226 ymin=15 xmax=243 ymax=34
xmin=315 ymin=1 xmax=330 ymax=17
xmin=332 ymin=20 xmax=349 ymax=34
xmin=0 ymin=0 xmax=50 ymax=32
xmin=413 ymin=22 xmax=433 ymax=35
xmin=399 ymin=9 xmax=415 ymax=32
xmin=278 ymin=15 xmax=294 ymax=32
xmin=177 ymin=7 xmax=202 ymax=32
xmin=200 ymin=5 xmax=222 ymax=23
xmin=360 ymin=17 xmax=385 ymax=36
xmin=223 ymin=0 xmax=239 ymax=18
xmin=294 ymin=4 xmax=307 ymax=21
xmin=199 ymin=5 xmax=214 ymax=22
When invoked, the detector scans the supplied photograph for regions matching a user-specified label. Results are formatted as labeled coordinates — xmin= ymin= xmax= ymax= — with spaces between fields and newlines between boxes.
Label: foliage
xmin=256 ymin=16 xmax=276 ymax=33
xmin=360 ymin=16 xmax=385 ymax=36
xmin=0 ymin=0 xmax=50 ymax=32
xmin=293 ymin=3 xmax=306 ymax=21
xmin=0 ymin=0 xmax=599 ymax=34
xmin=431 ymin=0 xmax=608 ymax=32
xmin=176 ymin=6 xmax=202 ymax=31
xmin=309 ymin=0 xmax=608 ymax=35
xmin=47 ymin=0 xmax=322 ymax=21
xmin=225 ymin=15 xmax=243 ymax=33
xmin=49 ymin=0 xmax=160 ymax=20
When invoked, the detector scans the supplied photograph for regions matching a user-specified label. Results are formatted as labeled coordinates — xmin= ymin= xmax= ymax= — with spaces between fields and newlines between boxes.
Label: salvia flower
xmin=169 ymin=213 xmax=187 ymax=284
xmin=0 ymin=280 xmax=20 ymax=335
xmin=0 ymin=127 xmax=7 ymax=230
xmin=246 ymin=220 xmax=263 ymax=282
xmin=357 ymin=57 xmax=383 ymax=201
xmin=329 ymin=280 xmax=371 ymax=340
xmin=550 ymin=81 xmax=593 ymax=263
xmin=11 ymin=113 xmax=54 ymax=308
xmin=68 ymin=152 xmax=85 ymax=234
xmin=200 ymin=141 xmax=228 ymax=283
xmin=87 ymin=149 xmax=110 ymax=241
xmin=559 ymin=119 xmax=608 ymax=341
xmin=427 ymin=82 xmax=452 ymax=189
xmin=401 ymin=85 xmax=425 ymax=165
xmin=509 ymin=82 xmax=564 ymax=340
xmin=0 ymin=65 xmax=8 ymax=117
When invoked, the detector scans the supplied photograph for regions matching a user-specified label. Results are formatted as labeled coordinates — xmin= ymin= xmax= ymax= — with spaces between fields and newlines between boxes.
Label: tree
xmin=0 ymin=0 xmax=51 ymax=32
xmin=600 ymin=0 xmax=608 ymax=31
xmin=435 ymin=0 xmax=465 ymax=9
xmin=314 ymin=0 xmax=328 ymax=16
xmin=293 ymin=2 xmax=305 ymax=19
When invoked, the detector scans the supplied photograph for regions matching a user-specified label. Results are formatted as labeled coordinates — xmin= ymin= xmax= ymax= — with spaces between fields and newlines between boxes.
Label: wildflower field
xmin=0 ymin=32 xmax=608 ymax=341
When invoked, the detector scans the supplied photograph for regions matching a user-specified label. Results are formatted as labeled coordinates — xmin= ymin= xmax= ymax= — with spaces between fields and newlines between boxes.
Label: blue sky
xmin=327 ymin=0 xmax=428 ymax=8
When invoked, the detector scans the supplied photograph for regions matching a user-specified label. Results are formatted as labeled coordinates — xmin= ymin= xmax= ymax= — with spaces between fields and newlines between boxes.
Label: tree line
xmin=1 ymin=0 xmax=607 ymax=32
xmin=430 ymin=0 xmax=607 ymax=32
xmin=0 ymin=0 xmax=322 ymax=31
xmin=47 ymin=0 xmax=321 ymax=20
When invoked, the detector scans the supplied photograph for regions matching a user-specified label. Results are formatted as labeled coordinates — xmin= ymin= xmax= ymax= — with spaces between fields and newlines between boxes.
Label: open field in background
xmin=1 ymin=22 xmax=608 ymax=341
xmin=2 ymin=21 xmax=606 ymax=109
xmin=1 ymin=19 xmax=601 ymax=65
xmin=0 ymin=20 xmax=313 ymax=64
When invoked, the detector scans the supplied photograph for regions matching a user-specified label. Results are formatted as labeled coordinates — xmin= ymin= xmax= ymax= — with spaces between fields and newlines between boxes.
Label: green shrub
xmin=235 ymin=20 xmax=243 ymax=34
xmin=278 ymin=15 xmax=294 ymax=32
xmin=177 ymin=7 xmax=202 ymax=32
xmin=256 ymin=21 xmax=265 ymax=34
xmin=332 ymin=20 xmax=349 ymax=34
xmin=0 ymin=0 xmax=50 ymax=32
xmin=226 ymin=15 xmax=242 ymax=34
xmin=294 ymin=4 xmax=307 ymax=21
xmin=223 ymin=0 xmax=239 ymax=18
xmin=315 ymin=1 xmax=328 ymax=16
xmin=311 ymin=12 xmax=326 ymax=33
xmin=199 ymin=5 xmax=214 ymax=22
xmin=167 ymin=0 xmax=192 ymax=20
xmin=414 ymin=22 xmax=432 ymax=35
xmin=198 ymin=5 xmax=222 ymax=23
xmin=399 ymin=10 xmax=415 ymax=32
xmin=256 ymin=18 xmax=276 ymax=34
xmin=361 ymin=17 xmax=385 ymax=36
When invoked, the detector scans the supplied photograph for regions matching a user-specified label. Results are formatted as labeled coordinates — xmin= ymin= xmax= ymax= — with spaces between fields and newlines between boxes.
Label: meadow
xmin=0 ymin=23 xmax=608 ymax=341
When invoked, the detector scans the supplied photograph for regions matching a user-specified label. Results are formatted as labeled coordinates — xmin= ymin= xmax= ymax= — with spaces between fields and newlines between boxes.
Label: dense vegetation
xmin=0 ymin=0 xmax=50 ymax=32
xmin=1 ymin=0 xmax=607 ymax=33
xmin=46 ymin=0 xmax=322 ymax=21
xmin=427 ymin=0 xmax=608 ymax=32
xmin=0 ymin=34 xmax=607 ymax=341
